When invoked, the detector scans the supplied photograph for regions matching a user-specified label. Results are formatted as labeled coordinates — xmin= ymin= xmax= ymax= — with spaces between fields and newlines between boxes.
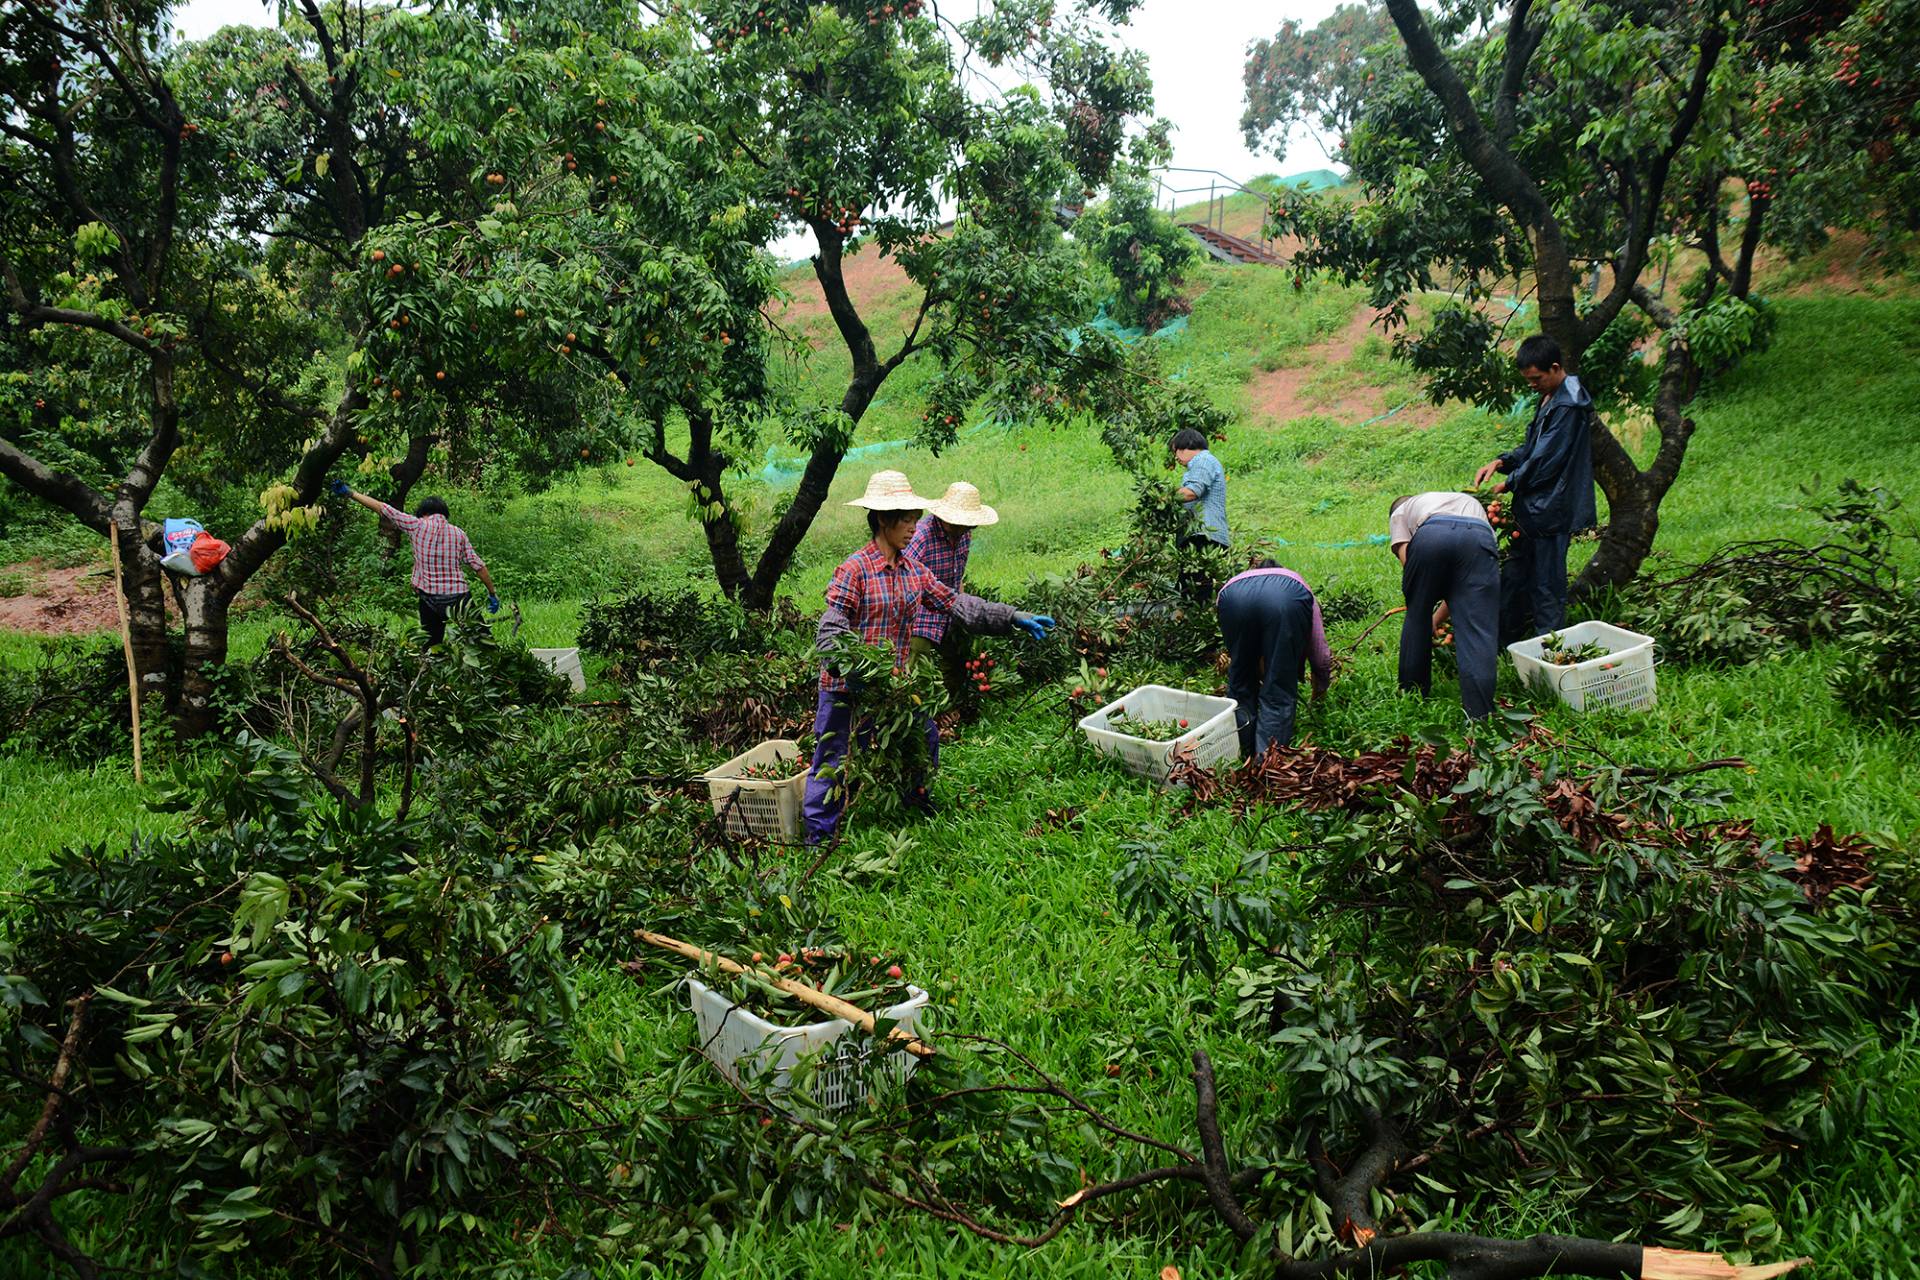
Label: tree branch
xmin=1580 ymin=25 xmax=1728 ymax=345
xmin=0 ymin=436 xmax=112 ymax=534
xmin=1190 ymin=1050 xmax=1257 ymax=1243
xmin=1494 ymin=1 xmax=1542 ymax=148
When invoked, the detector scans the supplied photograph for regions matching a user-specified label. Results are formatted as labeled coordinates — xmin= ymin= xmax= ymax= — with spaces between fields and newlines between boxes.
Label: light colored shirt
xmin=1387 ymin=492 xmax=1489 ymax=552
xmin=1180 ymin=449 xmax=1229 ymax=546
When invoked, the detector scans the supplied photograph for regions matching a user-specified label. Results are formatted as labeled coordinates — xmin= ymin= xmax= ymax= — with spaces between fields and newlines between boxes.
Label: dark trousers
xmin=1499 ymin=527 xmax=1573 ymax=644
xmin=801 ymin=687 xmax=941 ymax=842
xmin=1217 ymin=573 xmax=1314 ymax=758
xmin=909 ymin=627 xmax=971 ymax=702
xmin=1400 ymin=516 xmax=1499 ymax=720
xmin=1178 ymin=533 xmax=1227 ymax=602
xmin=416 ymin=589 xmax=471 ymax=644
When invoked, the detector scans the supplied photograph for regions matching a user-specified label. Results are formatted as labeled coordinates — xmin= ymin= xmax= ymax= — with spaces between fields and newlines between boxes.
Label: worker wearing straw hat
xmin=906 ymin=481 xmax=998 ymax=699
xmin=805 ymin=471 xmax=1054 ymax=842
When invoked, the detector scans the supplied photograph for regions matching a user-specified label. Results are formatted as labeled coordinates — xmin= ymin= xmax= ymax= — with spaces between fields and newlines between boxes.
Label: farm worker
xmin=1171 ymin=427 xmax=1229 ymax=549
xmin=1215 ymin=559 xmax=1331 ymax=758
xmin=906 ymin=481 xmax=998 ymax=698
xmin=329 ymin=481 xmax=499 ymax=644
xmin=804 ymin=471 xmax=1053 ymax=842
xmin=1472 ymin=334 xmax=1596 ymax=642
xmin=1388 ymin=492 xmax=1500 ymax=720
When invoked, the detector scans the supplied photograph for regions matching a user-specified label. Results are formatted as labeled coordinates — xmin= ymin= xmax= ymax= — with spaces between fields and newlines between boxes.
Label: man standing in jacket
xmin=1473 ymin=335 xmax=1597 ymax=642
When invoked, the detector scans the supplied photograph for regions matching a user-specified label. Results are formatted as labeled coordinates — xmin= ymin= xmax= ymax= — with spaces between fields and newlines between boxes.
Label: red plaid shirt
xmin=819 ymin=541 xmax=956 ymax=693
xmin=378 ymin=503 xmax=487 ymax=595
xmin=905 ymin=516 xmax=971 ymax=642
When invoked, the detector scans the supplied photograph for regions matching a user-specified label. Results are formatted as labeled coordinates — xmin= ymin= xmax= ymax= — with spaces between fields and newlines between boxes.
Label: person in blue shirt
xmin=1172 ymin=428 xmax=1229 ymax=548
xmin=1473 ymin=334 xmax=1597 ymax=642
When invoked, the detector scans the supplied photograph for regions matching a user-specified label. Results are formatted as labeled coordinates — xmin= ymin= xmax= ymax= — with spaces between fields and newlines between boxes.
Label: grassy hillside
xmin=4 ymin=275 xmax=1920 ymax=1278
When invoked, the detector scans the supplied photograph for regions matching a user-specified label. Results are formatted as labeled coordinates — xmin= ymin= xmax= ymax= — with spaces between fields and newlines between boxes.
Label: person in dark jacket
xmin=1473 ymin=334 xmax=1597 ymax=642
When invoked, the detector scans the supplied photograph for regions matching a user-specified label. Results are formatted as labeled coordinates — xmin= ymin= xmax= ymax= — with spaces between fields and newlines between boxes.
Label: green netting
xmin=1276 ymin=168 xmax=1344 ymax=192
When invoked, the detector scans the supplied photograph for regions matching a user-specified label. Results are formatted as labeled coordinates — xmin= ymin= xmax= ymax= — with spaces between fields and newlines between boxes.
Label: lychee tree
xmin=1262 ymin=0 xmax=1827 ymax=596
xmin=390 ymin=0 xmax=1160 ymax=607
xmin=0 ymin=1 xmax=598 ymax=733
xmin=1240 ymin=0 xmax=1400 ymax=163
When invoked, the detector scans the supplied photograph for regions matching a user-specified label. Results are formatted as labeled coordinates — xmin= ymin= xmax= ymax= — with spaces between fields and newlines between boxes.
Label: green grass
xmin=0 ymin=754 xmax=179 ymax=896
xmin=5 ymin=287 xmax=1920 ymax=1277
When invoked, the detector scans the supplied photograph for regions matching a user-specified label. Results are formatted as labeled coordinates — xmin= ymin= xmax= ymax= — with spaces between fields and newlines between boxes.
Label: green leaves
xmin=1213 ymin=725 xmax=1915 ymax=1246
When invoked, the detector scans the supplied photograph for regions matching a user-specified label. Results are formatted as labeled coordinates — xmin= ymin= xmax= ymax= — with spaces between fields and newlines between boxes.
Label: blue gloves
xmin=328 ymin=479 xmax=351 ymax=496
xmin=1013 ymin=611 xmax=1054 ymax=640
xmin=487 ymin=594 xmax=502 ymax=615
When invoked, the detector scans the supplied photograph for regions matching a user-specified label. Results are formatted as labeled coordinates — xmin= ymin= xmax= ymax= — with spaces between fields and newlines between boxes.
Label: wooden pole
xmin=107 ymin=525 xmax=144 ymax=784
xmin=635 ymin=928 xmax=935 ymax=1059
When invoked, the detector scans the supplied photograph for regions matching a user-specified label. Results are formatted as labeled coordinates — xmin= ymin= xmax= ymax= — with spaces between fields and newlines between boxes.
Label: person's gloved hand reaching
xmin=328 ymin=479 xmax=351 ymax=497
xmin=487 ymin=594 xmax=502 ymax=615
xmin=1012 ymin=611 xmax=1054 ymax=640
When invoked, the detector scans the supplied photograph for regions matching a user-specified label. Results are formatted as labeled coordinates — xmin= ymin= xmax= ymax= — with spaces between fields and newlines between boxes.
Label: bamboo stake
xmin=107 ymin=525 xmax=144 ymax=784
xmin=635 ymin=928 xmax=935 ymax=1059
xmin=1642 ymin=1247 xmax=1808 ymax=1280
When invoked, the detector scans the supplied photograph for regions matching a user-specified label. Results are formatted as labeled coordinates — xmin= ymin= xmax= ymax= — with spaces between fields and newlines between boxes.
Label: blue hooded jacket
xmin=1500 ymin=374 xmax=1598 ymax=534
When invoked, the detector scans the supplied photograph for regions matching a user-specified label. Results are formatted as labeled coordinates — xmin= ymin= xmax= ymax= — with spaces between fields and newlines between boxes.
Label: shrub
xmin=0 ymin=638 xmax=131 ymax=763
xmin=1123 ymin=724 xmax=1915 ymax=1249
xmin=0 ymin=735 xmax=592 ymax=1276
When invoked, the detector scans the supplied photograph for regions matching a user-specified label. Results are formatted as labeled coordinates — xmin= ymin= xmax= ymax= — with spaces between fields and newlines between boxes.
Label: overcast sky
xmin=171 ymin=0 xmax=1346 ymax=188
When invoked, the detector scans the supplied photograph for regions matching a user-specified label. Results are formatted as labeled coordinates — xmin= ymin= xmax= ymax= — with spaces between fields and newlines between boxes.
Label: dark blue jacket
xmin=1500 ymin=374 xmax=1598 ymax=534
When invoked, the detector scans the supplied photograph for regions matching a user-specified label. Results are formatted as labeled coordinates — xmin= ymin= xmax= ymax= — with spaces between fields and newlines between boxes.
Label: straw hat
xmin=845 ymin=469 xmax=929 ymax=511
xmin=927 ymin=481 xmax=999 ymax=527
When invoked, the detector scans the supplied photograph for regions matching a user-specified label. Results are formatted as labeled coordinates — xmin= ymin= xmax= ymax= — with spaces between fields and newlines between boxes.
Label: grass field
xmin=4 ymin=274 xmax=1919 ymax=1277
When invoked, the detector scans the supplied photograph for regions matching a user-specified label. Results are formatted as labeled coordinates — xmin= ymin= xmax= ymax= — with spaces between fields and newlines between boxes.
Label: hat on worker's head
xmin=927 ymin=481 xmax=999 ymax=527
xmin=845 ymin=470 xmax=929 ymax=511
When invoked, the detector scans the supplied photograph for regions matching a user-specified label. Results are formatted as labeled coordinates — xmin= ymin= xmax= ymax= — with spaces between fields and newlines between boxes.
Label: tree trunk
xmin=177 ymin=578 xmax=230 ymax=739
xmin=1572 ymin=332 xmax=1698 ymax=598
xmin=114 ymin=512 xmax=174 ymax=721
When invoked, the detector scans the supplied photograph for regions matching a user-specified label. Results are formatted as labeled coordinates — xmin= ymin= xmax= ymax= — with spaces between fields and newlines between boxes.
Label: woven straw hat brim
xmin=845 ymin=470 xmax=930 ymax=510
xmin=929 ymin=499 xmax=999 ymax=526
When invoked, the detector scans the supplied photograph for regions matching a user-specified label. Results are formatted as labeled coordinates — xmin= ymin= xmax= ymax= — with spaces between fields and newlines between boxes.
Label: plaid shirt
xmin=905 ymin=516 xmax=971 ymax=642
xmin=819 ymin=541 xmax=956 ymax=693
xmin=377 ymin=502 xmax=487 ymax=595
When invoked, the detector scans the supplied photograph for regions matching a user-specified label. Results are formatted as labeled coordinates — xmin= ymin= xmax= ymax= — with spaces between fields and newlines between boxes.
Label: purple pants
xmin=801 ymin=686 xmax=940 ymax=842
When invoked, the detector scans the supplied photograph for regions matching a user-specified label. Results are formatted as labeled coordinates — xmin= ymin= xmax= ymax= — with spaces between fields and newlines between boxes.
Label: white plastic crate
xmin=701 ymin=739 xmax=808 ymax=839
xmin=1507 ymin=621 xmax=1657 ymax=712
xmin=683 ymin=975 xmax=928 ymax=1115
xmin=531 ymin=646 xmax=585 ymax=693
xmin=1077 ymin=684 xmax=1240 ymax=785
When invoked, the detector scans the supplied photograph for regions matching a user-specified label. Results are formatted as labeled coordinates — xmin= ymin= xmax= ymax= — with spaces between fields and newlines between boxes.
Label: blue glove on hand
xmin=487 ymin=594 xmax=502 ymax=615
xmin=328 ymin=479 xmax=351 ymax=496
xmin=1013 ymin=611 xmax=1054 ymax=640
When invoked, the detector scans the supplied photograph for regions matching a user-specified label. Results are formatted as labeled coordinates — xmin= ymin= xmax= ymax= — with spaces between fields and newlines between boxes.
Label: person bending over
xmin=1388 ymin=492 xmax=1499 ymax=720
xmin=1216 ymin=558 xmax=1331 ymax=758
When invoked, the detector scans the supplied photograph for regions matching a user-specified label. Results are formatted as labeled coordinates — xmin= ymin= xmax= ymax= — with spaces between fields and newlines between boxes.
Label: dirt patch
xmin=1243 ymin=306 xmax=1443 ymax=429
xmin=775 ymin=240 xmax=926 ymax=347
xmin=0 ymin=559 xmax=120 ymax=637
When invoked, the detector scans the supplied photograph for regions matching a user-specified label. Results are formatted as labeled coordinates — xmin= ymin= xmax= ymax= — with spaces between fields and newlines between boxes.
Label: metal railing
xmin=1148 ymin=167 xmax=1278 ymax=253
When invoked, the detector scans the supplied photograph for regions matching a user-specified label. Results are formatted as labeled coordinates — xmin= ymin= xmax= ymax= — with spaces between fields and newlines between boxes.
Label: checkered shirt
xmin=377 ymin=503 xmax=487 ymax=595
xmin=819 ymin=541 xmax=956 ymax=693
xmin=905 ymin=516 xmax=972 ymax=643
